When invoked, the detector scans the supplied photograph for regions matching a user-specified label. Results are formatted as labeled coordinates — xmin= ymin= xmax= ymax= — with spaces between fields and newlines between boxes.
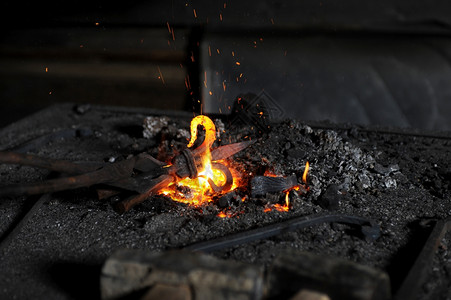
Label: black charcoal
xmin=317 ymin=184 xmax=341 ymax=210
xmin=250 ymin=175 xmax=298 ymax=197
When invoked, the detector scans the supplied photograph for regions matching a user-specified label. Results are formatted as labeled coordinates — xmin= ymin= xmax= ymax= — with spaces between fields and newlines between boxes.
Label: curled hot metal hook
xmin=187 ymin=115 xmax=216 ymax=149
xmin=208 ymin=162 xmax=234 ymax=193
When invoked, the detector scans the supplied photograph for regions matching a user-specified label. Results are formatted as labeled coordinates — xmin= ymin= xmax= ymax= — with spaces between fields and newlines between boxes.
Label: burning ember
xmin=273 ymin=191 xmax=293 ymax=212
xmin=262 ymin=163 xmax=309 ymax=213
xmin=159 ymin=115 xmax=240 ymax=205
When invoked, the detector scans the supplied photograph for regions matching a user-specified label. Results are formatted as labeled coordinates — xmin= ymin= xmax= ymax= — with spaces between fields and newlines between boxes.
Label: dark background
xmin=2 ymin=1 xmax=451 ymax=130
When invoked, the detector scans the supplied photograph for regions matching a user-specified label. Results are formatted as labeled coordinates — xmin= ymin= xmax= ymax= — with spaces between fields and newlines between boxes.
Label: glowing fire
xmin=217 ymin=210 xmax=243 ymax=218
xmin=263 ymin=161 xmax=309 ymax=213
xmin=273 ymin=191 xmax=290 ymax=212
xmin=159 ymin=115 xmax=238 ymax=205
xmin=217 ymin=211 xmax=227 ymax=218
xmin=303 ymin=161 xmax=310 ymax=183
xmin=158 ymin=114 xmax=310 ymax=216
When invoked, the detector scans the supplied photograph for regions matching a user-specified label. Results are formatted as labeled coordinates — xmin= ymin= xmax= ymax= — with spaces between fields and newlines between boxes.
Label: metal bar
xmin=114 ymin=174 xmax=175 ymax=214
xmin=0 ymin=151 xmax=102 ymax=174
xmin=0 ymin=194 xmax=51 ymax=253
xmin=0 ymin=158 xmax=135 ymax=197
xmin=185 ymin=213 xmax=378 ymax=253
xmin=394 ymin=218 xmax=451 ymax=300
xmin=306 ymin=122 xmax=451 ymax=140
xmin=211 ymin=140 xmax=254 ymax=161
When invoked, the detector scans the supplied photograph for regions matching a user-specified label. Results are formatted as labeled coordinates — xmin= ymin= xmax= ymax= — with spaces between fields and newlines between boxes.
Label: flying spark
xmin=157 ymin=66 xmax=165 ymax=84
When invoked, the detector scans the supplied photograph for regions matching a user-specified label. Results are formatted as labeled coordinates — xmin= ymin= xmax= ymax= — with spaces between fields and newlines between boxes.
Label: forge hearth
xmin=0 ymin=103 xmax=451 ymax=299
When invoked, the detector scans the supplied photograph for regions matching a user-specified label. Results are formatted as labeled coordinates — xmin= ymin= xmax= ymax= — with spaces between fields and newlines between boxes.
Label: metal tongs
xmin=0 ymin=120 xmax=252 ymax=213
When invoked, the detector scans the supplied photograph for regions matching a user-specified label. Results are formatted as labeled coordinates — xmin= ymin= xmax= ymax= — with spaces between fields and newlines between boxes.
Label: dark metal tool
xmin=0 ymin=151 xmax=135 ymax=196
xmin=0 ymin=140 xmax=252 ymax=213
xmin=394 ymin=217 xmax=451 ymax=300
xmin=184 ymin=213 xmax=380 ymax=253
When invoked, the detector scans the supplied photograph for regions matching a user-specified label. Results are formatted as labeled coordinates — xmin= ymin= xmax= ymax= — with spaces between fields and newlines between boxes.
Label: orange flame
xmin=273 ymin=191 xmax=290 ymax=212
xmin=302 ymin=161 xmax=309 ymax=183
xmin=264 ymin=191 xmax=291 ymax=213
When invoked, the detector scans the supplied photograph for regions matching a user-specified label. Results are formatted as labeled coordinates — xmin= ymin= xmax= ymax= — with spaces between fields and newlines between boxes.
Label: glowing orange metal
xmin=187 ymin=115 xmax=216 ymax=148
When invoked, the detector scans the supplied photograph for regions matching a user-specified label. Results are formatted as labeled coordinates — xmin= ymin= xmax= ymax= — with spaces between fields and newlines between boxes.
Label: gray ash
xmin=217 ymin=119 xmax=402 ymax=208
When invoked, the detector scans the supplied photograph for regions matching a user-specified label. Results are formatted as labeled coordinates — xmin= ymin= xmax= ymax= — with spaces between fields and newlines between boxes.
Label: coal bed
xmin=0 ymin=103 xmax=450 ymax=299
